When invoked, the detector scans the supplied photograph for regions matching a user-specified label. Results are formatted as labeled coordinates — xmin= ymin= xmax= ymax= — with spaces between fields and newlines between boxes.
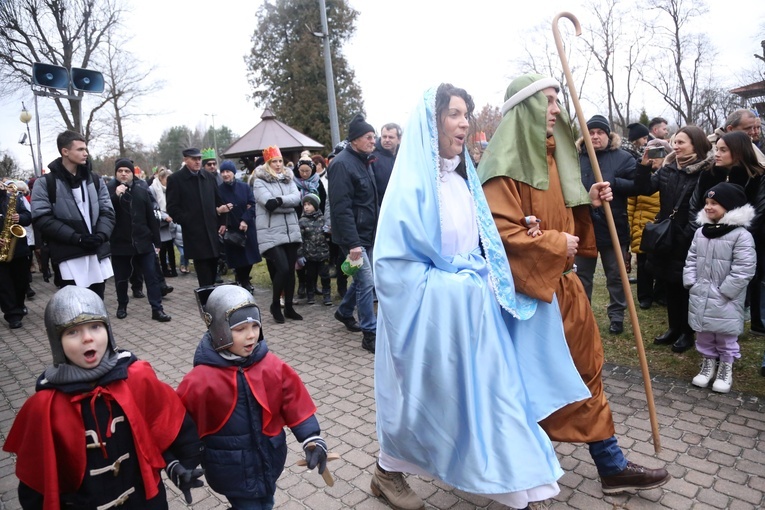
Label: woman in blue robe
xmin=372 ymin=84 xmax=591 ymax=509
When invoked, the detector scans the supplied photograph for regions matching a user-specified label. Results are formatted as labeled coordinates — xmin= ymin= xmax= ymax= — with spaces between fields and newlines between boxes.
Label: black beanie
xmin=586 ymin=114 xmax=611 ymax=137
xmin=347 ymin=113 xmax=374 ymax=142
xmin=706 ymin=183 xmax=747 ymax=212
xmin=114 ymin=158 xmax=134 ymax=174
xmin=627 ymin=122 xmax=649 ymax=142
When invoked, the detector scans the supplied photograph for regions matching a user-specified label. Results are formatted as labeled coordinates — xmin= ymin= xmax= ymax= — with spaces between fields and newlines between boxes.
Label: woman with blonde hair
xmin=251 ymin=146 xmax=302 ymax=323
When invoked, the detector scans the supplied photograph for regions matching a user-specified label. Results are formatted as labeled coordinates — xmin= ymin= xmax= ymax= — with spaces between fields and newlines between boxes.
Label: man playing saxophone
xmin=0 ymin=180 xmax=32 ymax=329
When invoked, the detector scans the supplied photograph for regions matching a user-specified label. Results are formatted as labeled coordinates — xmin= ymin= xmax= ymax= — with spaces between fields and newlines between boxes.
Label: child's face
xmin=704 ymin=197 xmax=726 ymax=222
xmin=61 ymin=321 xmax=109 ymax=369
xmin=303 ymin=202 xmax=316 ymax=214
xmin=228 ymin=322 xmax=261 ymax=357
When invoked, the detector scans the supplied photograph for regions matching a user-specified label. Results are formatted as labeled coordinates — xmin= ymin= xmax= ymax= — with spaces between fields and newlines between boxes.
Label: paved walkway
xmin=1 ymin=270 xmax=764 ymax=509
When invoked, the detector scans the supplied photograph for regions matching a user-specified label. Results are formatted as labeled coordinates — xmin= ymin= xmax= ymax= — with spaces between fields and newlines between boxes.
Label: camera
xmin=646 ymin=147 xmax=666 ymax=159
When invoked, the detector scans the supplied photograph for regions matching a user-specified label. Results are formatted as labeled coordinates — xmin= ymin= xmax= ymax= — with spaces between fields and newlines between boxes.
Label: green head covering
xmin=478 ymin=74 xmax=590 ymax=207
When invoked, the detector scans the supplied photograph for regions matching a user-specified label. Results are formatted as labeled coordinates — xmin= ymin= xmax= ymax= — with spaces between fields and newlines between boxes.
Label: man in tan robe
xmin=479 ymin=74 xmax=670 ymax=495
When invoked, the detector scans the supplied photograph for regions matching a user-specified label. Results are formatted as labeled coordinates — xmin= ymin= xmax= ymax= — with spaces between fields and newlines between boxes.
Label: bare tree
xmin=580 ymin=0 xmax=647 ymax=131
xmin=513 ymin=21 xmax=593 ymax=126
xmin=640 ymin=0 xmax=715 ymax=125
xmin=0 ymin=0 xmax=122 ymax=136
xmin=99 ymin=30 xmax=163 ymax=156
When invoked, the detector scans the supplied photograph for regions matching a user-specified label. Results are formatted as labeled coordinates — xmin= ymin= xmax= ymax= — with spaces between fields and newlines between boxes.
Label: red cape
xmin=3 ymin=360 xmax=186 ymax=510
xmin=177 ymin=352 xmax=316 ymax=438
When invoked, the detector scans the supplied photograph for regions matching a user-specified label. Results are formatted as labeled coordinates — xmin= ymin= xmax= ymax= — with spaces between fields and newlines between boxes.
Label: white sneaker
xmin=712 ymin=361 xmax=733 ymax=393
xmin=692 ymin=358 xmax=717 ymax=387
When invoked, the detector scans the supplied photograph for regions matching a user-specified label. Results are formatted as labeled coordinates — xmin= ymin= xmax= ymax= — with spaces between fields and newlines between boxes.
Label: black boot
xmin=362 ymin=331 xmax=376 ymax=353
xmin=284 ymin=305 xmax=303 ymax=320
xmin=297 ymin=284 xmax=306 ymax=300
xmin=306 ymin=292 xmax=315 ymax=305
xmin=671 ymin=333 xmax=695 ymax=353
xmin=653 ymin=329 xmax=680 ymax=345
xmin=270 ymin=302 xmax=285 ymax=323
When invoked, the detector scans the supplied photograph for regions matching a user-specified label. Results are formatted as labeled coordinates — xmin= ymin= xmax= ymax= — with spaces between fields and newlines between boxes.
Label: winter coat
xmin=31 ymin=158 xmax=116 ymax=264
xmin=683 ymin=205 xmax=757 ymax=335
xmin=372 ymin=139 xmax=396 ymax=205
xmin=218 ymin=180 xmax=261 ymax=268
xmin=577 ymin=133 xmax=637 ymax=248
xmin=179 ymin=334 xmax=320 ymax=500
xmin=327 ymin=145 xmax=379 ymax=250
xmin=149 ymin=180 xmax=173 ymax=243
xmin=166 ymin=166 xmax=225 ymax=260
xmin=0 ymin=188 xmax=32 ymax=259
xmin=298 ymin=211 xmax=330 ymax=261
xmin=107 ymin=179 xmax=161 ymax=256
xmin=251 ymin=166 xmax=302 ymax=254
xmin=634 ymin=151 xmax=715 ymax=282
xmin=688 ymin=165 xmax=765 ymax=244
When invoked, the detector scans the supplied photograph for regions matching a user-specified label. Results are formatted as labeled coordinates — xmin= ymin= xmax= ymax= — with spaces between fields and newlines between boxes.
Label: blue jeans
xmin=226 ymin=495 xmax=274 ymax=510
xmin=337 ymin=246 xmax=376 ymax=332
xmin=588 ymin=435 xmax=628 ymax=476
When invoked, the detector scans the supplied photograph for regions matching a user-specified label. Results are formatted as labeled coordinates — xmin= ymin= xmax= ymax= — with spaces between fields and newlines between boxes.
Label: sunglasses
xmin=205 ymin=162 xmax=217 ymax=166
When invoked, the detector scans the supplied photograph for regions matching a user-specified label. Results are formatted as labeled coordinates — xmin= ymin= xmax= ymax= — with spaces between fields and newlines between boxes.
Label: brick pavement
xmin=1 ymin=270 xmax=765 ymax=509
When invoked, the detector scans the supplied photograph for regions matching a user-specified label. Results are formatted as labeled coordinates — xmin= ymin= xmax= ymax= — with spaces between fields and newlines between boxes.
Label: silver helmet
xmin=44 ymin=286 xmax=117 ymax=366
xmin=205 ymin=285 xmax=263 ymax=351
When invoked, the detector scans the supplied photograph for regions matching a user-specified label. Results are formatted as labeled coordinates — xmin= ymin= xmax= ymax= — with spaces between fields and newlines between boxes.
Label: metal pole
xmin=318 ymin=0 xmax=340 ymax=147
xmin=34 ymin=94 xmax=44 ymax=177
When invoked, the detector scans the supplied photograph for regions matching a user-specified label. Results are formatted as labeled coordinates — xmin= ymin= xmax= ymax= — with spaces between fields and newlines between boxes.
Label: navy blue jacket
xmin=192 ymin=334 xmax=319 ymax=499
xmin=578 ymin=134 xmax=637 ymax=249
xmin=327 ymin=145 xmax=379 ymax=250
xmin=218 ymin=180 xmax=261 ymax=268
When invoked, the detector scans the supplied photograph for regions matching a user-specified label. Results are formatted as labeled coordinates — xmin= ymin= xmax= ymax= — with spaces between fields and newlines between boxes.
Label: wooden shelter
xmin=222 ymin=108 xmax=324 ymax=172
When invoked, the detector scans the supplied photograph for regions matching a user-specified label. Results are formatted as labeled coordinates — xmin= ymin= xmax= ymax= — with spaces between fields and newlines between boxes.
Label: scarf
xmin=701 ymin=223 xmax=737 ymax=238
xmin=478 ymin=74 xmax=590 ymax=207
xmin=43 ymin=350 xmax=119 ymax=384
xmin=676 ymin=151 xmax=699 ymax=169
xmin=294 ymin=172 xmax=321 ymax=198
xmin=150 ymin=177 xmax=167 ymax=212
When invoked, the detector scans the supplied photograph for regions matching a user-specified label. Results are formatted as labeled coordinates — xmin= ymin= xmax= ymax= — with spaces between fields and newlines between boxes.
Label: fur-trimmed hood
xmin=576 ymin=132 xmax=623 ymax=153
xmin=696 ymin=203 xmax=755 ymax=227
xmin=252 ymin=164 xmax=295 ymax=184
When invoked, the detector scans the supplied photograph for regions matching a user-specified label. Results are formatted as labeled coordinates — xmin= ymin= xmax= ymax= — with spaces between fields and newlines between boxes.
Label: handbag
xmin=639 ymin=180 xmax=691 ymax=255
xmin=224 ymin=230 xmax=247 ymax=248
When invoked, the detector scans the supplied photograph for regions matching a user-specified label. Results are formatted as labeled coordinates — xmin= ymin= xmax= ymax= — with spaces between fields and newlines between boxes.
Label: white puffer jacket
xmin=683 ymin=204 xmax=757 ymax=335
xmin=251 ymin=165 xmax=301 ymax=254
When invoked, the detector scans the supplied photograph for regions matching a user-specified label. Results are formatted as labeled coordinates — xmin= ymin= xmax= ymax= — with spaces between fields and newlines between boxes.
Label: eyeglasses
xmin=205 ymin=162 xmax=217 ymax=166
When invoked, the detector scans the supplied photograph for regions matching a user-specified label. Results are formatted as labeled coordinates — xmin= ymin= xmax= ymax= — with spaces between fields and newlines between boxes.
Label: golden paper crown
xmin=262 ymin=145 xmax=282 ymax=163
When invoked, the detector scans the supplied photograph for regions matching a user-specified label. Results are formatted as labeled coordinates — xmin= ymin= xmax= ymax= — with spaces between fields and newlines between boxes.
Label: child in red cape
xmin=177 ymin=284 xmax=327 ymax=509
xmin=3 ymin=286 xmax=204 ymax=509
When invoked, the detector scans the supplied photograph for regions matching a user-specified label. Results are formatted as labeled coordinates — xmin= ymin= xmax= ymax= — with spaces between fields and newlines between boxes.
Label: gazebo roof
xmin=222 ymin=108 xmax=324 ymax=158
xmin=730 ymin=80 xmax=765 ymax=100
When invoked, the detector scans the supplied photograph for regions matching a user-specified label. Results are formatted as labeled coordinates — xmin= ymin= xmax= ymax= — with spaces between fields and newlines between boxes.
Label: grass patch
xmin=591 ymin=261 xmax=765 ymax=397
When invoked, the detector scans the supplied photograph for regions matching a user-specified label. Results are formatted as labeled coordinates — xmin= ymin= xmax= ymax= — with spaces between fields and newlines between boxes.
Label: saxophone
xmin=0 ymin=182 xmax=27 ymax=263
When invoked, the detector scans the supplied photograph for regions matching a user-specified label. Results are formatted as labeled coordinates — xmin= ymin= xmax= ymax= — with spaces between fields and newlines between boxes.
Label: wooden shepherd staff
xmin=552 ymin=11 xmax=661 ymax=453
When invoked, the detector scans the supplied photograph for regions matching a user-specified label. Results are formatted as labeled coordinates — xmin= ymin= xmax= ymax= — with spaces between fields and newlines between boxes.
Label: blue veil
xmin=373 ymin=86 xmax=590 ymax=501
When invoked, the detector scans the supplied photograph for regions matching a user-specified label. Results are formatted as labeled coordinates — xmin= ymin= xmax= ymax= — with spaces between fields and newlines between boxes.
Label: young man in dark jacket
xmin=328 ymin=114 xmax=379 ymax=352
xmin=31 ymin=130 xmax=116 ymax=299
xmin=575 ymin=115 xmax=637 ymax=335
xmin=108 ymin=158 xmax=171 ymax=322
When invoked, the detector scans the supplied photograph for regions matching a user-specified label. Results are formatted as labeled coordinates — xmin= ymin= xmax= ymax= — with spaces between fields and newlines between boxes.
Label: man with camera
xmin=108 ymin=158 xmax=171 ymax=322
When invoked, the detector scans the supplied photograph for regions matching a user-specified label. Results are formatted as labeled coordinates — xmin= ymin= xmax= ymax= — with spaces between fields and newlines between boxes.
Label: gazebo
xmin=222 ymin=108 xmax=324 ymax=172
xmin=730 ymin=80 xmax=765 ymax=117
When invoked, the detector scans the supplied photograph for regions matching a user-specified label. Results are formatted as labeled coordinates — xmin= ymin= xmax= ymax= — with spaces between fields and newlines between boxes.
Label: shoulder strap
xmin=670 ymin=179 xmax=693 ymax=218
xmin=45 ymin=172 xmax=56 ymax=205
xmin=45 ymin=169 xmax=100 ymax=206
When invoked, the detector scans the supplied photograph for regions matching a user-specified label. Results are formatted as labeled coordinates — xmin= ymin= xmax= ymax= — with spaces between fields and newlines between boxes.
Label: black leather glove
xmin=166 ymin=461 xmax=204 ymax=504
xmin=264 ymin=197 xmax=283 ymax=212
xmin=78 ymin=234 xmax=102 ymax=251
xmin=302 ymin=436 xmax=328 ymax=474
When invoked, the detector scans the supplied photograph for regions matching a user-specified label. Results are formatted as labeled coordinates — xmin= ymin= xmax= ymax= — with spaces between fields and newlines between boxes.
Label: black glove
xmin=302 ymin=436 xmax=328 ymax=474
xmin=166 ymin=461 xmax=205 ymax=504
xmin=78 ymin=234 xmax=103 ymax=251
xmin=264 ymin=197 xmax=283 ymax=212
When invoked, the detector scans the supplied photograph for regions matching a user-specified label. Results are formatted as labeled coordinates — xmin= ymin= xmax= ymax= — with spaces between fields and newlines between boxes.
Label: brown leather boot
xmin=600 ymin=461 xmax=670 ymax=494
xmin=370 ymin=463 xmax=424 ymax=510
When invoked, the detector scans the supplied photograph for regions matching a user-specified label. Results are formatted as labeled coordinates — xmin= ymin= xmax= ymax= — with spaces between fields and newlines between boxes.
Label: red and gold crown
xmin=262 ymin=145 xmax=282 ymax=163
